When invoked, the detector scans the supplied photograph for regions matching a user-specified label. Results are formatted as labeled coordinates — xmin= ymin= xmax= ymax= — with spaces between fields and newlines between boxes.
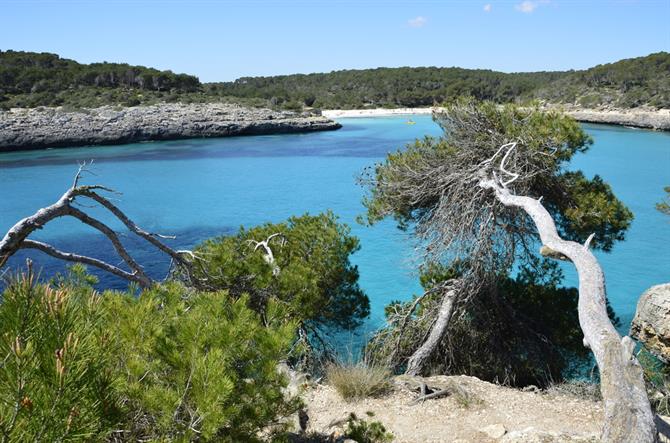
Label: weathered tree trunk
xmin=0 ymin=167 xmax=192 ymax=287
xmin=405 ymin=284 xmax=459 ymax=376
xmin=480 ymin=177 xmax=656 ymax=442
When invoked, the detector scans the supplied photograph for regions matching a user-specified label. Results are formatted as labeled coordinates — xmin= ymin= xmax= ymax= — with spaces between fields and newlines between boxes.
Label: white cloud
xmin=483 ymin=4 xmax=492 ymax=12
xmin=408 ymin=16 xmax=428 ymax=28
xmin=515 ymin=0 xmax=546 ymax=13
xmin=516 ymin=1 xmax=537 ymax=13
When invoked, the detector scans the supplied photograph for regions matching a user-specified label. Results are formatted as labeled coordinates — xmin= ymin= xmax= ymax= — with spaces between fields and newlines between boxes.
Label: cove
xmin=0 ymin=115 xmax=668 ymax=335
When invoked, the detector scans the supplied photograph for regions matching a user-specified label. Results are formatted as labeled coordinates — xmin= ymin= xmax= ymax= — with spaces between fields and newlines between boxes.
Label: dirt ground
xmin=302 ymin=374 xmax=606 ymax=443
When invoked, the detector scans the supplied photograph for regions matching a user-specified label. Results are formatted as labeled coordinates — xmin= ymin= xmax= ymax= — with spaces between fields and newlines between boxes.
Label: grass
xmin=326 ymin=362 xmax=392 ymax=401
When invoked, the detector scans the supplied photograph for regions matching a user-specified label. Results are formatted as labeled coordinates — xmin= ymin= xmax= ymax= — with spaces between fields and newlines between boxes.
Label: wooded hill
xmin=1 ymin=50 xmax=668 ymax=110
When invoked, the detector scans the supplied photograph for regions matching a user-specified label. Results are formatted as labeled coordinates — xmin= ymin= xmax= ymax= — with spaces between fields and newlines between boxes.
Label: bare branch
xmin=21 ymin=240 xmax=148 ymax=286
xmin=1 ymin=166 xmax=195 ymax=288
xmin=480 ymin=161 xmax=655 ymax=442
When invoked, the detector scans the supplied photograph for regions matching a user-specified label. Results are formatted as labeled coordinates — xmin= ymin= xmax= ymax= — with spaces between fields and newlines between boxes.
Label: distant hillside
xmin=533 ymin=52 xmax=670 ymax=109
xmin=1 ymin=50 xmax=668 ymax=110
xmin=209 ymin=67 xmax=567 ymax=109
xmin=0 ymin=50 xmax=202 ymax=109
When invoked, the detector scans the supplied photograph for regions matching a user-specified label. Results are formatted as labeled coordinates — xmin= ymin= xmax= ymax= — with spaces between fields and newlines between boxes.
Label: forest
xmin=1 ymin=50 xmax=668 ymax=110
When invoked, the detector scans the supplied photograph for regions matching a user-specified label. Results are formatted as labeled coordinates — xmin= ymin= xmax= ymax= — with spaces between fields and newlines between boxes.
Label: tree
xmin=362 ymin=99 xmax=654 ymax=441
xmin=190 ymin=212 xmax=370 ymax=360
xmin=0 ymin=265 xmax=120 ymax=442
xmin=0 ymin=164 xmax=194 ymax=288
xmin=104 ymin=282 xmax=300 ymax=441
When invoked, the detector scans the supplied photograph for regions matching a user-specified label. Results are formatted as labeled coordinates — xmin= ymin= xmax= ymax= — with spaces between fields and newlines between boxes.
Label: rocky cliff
xmin=0 ymin=103 xmax=342 ymax=151
xmin=631 ymin=283 xmax=670 ymax=362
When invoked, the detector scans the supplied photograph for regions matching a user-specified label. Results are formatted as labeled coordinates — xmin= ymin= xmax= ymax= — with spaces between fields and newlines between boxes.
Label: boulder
xmin=630 ymin=283 xmax=670 ymax=361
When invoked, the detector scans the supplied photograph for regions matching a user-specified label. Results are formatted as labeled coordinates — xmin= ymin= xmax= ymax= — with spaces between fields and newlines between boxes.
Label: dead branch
xmin=408 ymin=388 xmax=450 ymax=405
xmin=405 ymin=280 xmax=461 ymax=376
xmin=0 ymin=166 xmax=194 ymax=288
xmin=480 ymin=145 xmax=655 ymax=442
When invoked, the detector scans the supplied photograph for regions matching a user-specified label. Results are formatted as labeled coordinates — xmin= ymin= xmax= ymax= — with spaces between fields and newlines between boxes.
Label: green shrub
xmin=344 ymin=412 xmax=394 ymax=443
xmin=326 ymin=363 xmax=391 ymax=401
xmin=0 ymin=266 xmax=303 ymax=442
xmin=0 ymin=268 xmax=119 ymax=442
xmin=104 ymin=282 xmax=301 ymax=441
xmin=191 ymin=212 xmax=369 ymax=331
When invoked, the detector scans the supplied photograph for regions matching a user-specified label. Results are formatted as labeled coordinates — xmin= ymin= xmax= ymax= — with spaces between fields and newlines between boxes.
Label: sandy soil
xmin=302 ymin=375 xmax=605 ymax=442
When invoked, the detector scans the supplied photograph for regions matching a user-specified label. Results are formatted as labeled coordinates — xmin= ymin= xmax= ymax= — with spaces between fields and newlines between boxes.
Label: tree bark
xmin=480 ymin=177 xmax=656 ymax=442
xmin=0 ymin=171 xmax=191 ymax=288
xmin=405 ymin=284 xmax=459 ymax=376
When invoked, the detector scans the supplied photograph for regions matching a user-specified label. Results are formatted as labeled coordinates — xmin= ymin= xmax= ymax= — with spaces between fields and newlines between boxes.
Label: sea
xmin=1 ymin=115 xmax=668 ymax=337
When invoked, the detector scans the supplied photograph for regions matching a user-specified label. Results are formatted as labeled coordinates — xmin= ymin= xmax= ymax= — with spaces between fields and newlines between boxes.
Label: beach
xmin=324 ymin=106 xmax=670 ymax=131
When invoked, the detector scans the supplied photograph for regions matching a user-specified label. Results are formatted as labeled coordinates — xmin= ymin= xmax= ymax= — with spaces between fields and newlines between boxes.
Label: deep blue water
xmin=0 ymin=116 xmax=668 ymax=335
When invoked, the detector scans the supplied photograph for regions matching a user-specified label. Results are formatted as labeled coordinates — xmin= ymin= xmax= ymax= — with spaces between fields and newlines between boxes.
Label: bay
xmin=0 ymin=115 xmax=668 ymax=334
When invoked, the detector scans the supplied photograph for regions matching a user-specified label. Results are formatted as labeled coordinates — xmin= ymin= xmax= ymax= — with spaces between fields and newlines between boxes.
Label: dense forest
xmin=0 ymin=50 xmax=668 ymax=110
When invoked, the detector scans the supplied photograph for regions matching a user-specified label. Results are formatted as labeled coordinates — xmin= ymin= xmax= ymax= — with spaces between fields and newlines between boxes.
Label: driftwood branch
xmin=0 ymin=167 xmax=193 ymax=288
xmin=479 ymin=145 xmax=656 ymax=442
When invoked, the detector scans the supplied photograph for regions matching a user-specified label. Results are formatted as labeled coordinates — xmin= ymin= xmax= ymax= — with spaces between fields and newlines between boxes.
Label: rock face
xmin=0 ymin=103 xmax=342 ymax=151
xmin=631 ymin=283 xmax=670 ymax=361
xmin=563 ymin=108 xmax=670 ymax=131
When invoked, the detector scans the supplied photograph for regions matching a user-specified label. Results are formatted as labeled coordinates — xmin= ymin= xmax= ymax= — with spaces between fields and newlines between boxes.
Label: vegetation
xmin=326 ymin=363 xmax=391 ymax=401
xmin=0 ymin=266 xmax=302 ymax=442
xmin=343 ymin=413 xmax=394 ymax=443
xmin=2 ymin=50 xmax=668 ymax=110
xmin=190 ymin=212 xmax=369 ymax=362
xmin=362 ymin=99 xmax=633 ymax=386
xmin=657 ymin=186 xmax=670 ymax=216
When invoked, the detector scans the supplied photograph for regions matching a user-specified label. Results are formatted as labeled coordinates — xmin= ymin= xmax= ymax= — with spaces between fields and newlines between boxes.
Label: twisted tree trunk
xmin=405 ymin=283 xmax=459 ymax=376
xmin=480 ymin=177 xmax=656 ymax=442
xmin=0 ymin=166 xmax=193 ymax=287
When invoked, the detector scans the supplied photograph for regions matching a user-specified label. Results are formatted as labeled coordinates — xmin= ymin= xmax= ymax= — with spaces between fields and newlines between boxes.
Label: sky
xmin=1 ymin=0 xmax=669 ymax=82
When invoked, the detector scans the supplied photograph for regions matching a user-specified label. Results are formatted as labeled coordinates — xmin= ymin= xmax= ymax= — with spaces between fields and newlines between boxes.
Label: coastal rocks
xmin=631 ymin=283 xmax=670 ymax=361
xmin=563 ymin=107 xmax=670 ymax=131
xmin=0 ymin=103 xmax=342 ymax=151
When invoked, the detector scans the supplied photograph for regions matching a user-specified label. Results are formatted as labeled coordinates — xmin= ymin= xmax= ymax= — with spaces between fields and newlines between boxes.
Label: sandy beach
xmin=323 ymin=106 xmax=670 ymax=131
xmin=322 ymin=108 xmax=434 ymax=118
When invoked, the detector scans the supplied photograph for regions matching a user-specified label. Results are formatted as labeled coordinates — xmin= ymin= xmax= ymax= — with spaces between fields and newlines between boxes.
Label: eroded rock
xmin=631 ymin=283 xmax=670 ymax=361
xmin=0 ymin=103 xmax=341 ymax=151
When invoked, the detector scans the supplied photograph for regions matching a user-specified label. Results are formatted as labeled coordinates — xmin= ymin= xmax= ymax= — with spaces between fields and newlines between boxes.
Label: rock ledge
xmin=0 ymin=103 xmax=342 ymax=151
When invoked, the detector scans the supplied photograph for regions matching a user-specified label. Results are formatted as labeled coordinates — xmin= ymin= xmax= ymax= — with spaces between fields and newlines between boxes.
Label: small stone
xmin=481 ymin=423 xmax=507 ymax=439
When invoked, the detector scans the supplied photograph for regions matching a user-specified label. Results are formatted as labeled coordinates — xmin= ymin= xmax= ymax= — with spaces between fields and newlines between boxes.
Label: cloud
xmin=408 ymin=16 xmax=427 ymax=28
xmin=483 ymin=3 xmax=492 ymax=12
xmin=516 ymin=1 xmax=537 ymax=13
xmin=515 ymin=1 xmax=547 ymax=13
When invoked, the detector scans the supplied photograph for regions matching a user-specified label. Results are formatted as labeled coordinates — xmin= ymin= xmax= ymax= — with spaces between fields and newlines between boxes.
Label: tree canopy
xmin=190 ymin=211 xmax=369 ymax=331
xmin=1 ymin=50 xmax=668 ymax=110
xmin=362 ymin=99 xmax=633 ymax=385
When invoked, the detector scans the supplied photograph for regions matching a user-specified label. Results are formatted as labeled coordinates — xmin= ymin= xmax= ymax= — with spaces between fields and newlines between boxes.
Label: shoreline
xmin=0 ymin=103 xmax=341 ymax=152
xmin=323 ymin=107 xmax=670 ymax=131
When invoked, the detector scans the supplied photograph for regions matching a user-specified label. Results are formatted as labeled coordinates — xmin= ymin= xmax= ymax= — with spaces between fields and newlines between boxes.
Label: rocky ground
xmin=299 ymin=375 xmax=670 ymax=443
xmin=0 ymin=103 xmax=341 ymax=151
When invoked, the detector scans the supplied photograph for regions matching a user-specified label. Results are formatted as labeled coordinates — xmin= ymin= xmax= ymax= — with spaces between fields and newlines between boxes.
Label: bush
xmin=191 ymin=212 xmax=369 ymax=331
xmin=104 ymin=282 xmax=301 ymax=441
xmin=0 ymin=267 xmax=120 ymax=442
xmin=344 ymin=412 xmax=394 ymax=443
xmin=326 ymin=363 xmax=391 ymax=401
xmin=0 ymin=267 xmax=302 ymax=442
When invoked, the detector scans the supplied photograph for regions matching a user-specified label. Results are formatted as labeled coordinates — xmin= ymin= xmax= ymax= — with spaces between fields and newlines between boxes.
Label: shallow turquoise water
xmin=0 ymin=116 xmax=668 ymax=333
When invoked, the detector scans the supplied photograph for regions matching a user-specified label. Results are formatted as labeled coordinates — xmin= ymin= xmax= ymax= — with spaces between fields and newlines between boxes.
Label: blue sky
xmin=1 ymin=0 xmax=669 ymax=82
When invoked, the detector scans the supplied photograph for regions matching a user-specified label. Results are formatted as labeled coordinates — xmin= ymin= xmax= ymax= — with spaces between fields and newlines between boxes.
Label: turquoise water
xmin=0 ymin=116 xmax=668 ymax=333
